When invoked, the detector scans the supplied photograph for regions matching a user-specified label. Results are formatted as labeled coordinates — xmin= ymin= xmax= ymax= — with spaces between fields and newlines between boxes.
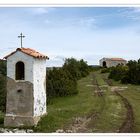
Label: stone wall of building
xmin=99 ymin=58 xmax=127 ymax=68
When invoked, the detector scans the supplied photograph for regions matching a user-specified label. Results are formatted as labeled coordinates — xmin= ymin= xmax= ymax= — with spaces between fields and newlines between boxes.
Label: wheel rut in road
xmin=104 ymin=78 xmax=134 ymax=133
xmin=62 ymin=74 xmax=106 ymax=133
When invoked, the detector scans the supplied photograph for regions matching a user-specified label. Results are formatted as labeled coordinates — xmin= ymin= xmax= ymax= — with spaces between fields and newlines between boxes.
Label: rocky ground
xmin=0 ymin=128 xmax=33 ymax=133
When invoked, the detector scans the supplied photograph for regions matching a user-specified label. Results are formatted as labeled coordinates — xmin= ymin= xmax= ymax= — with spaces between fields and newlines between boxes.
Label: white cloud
xmin=45 ymin=17 xmax=97 ymax=30
xmin=132 ymin=7 xmax=140 ymax=13
xmin=118 ymin=7 xmax=140 ymax=21
xmin=29 ymin=7 xmax=55 ymax=15
xmin=79 ymin=17 xmax=96 ymax=28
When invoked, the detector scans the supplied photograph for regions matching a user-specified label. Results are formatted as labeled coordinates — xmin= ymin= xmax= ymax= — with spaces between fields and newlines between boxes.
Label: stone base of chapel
xmin=4 ymin=115 xmax=41 ymax=127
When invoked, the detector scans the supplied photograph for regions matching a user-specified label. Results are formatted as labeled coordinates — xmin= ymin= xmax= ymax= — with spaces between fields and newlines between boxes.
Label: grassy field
xmin=88 ymin=71 xmax=126 ymax=132
xmin=101 ymin=71 xmax=140 ymax=132
xmin=34 ymin=73 xmax=96 ymax=132
xmin=34 ymin=72 xmax=126 ymax=133
xmin=113 ymin=83 xmax=140 ymax=132
xmin=93 ymin=71 xmax=107 ymax=86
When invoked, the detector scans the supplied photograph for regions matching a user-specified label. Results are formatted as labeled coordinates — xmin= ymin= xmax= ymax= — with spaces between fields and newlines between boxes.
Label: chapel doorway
xmin=103 ymin=61 xmax=107 ymax=68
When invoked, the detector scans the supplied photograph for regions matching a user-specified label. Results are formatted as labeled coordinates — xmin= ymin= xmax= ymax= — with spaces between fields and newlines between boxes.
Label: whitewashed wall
xmin=7 ymin=51 xmax=34 ymax=83
xmin=33 ymin=58 xmax=46 ymax=116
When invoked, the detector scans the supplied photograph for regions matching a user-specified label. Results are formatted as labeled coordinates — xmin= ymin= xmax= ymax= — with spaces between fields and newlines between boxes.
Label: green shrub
xmin=46 ymin=58 xmax=90 ymax=103
xmin=0 ymin=60 xmax=6 ymax=76
xmin=0 ymin=75 xmax=6 ymax=112
xmin=46 ymin=68 xmax=78 ymax=100
xmin=0 ymin=60 xmax=6 ymax=112
xmin=108 ymin=59 xmax=140 ymax=85
xmin=101 ymin=68 xmax=110 ymax=73
xmin=63 ymin=58 xmax=89 ymax=80
xmin=108 ymin=64 xmax=128 ymax=81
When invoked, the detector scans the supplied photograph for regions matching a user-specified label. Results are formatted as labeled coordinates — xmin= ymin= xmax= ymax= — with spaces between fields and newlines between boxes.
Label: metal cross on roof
xmin=18 ymin=33 xmax=25 ymax=48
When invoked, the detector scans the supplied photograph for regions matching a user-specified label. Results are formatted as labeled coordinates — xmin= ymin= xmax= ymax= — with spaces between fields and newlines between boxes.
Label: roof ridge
xmin=4 ymin=47 xmax=49 ymax=59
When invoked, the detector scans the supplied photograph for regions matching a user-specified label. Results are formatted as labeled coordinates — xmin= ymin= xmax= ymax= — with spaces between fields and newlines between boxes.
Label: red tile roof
xmin=4 ymin=48 xmax=49 ymax=59
xmin=110 ymin=58 xmax=126 ymax=61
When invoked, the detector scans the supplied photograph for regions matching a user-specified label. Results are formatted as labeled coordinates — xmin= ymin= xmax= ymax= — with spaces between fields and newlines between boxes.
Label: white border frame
xmin=0 ymin=3 xmax=140 ymax=138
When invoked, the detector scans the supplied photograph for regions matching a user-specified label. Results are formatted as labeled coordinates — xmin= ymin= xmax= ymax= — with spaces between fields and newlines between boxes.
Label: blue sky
xmin=0 ymin=7 xmax=140 ymax=66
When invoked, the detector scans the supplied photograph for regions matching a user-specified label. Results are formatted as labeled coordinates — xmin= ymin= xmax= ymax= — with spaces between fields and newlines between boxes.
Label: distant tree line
xmin=104 ymin=59 xmax=140 ymax=84
xmin=46 ymin=58 xmax=90 ymax=103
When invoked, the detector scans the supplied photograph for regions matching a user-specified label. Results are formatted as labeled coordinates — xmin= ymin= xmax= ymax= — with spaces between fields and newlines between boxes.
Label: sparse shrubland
xmin=46 ymin=67 xmax=78 ymax=103
xmin=63 ymin=58 xmax=90 ymax=80
xmin=108 ymin=64 xmax=128 ymax=82
xmin=101 ymin=67 xmax=111 ymax=73
xmin=46 ymin=58 xmax=90 ymax=103
xmin=108 ymin=59 xmax=140 ymax=84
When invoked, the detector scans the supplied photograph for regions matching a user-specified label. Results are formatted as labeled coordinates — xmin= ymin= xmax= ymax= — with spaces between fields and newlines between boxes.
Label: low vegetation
xmin=108 ymin=59 xmax=140 ymax=84
xmin=106 ymin=77 xmax=140 ymax=133
xmin=106 ymin=59 xmax=140 ymax=132
xmin=46 ymin=58 xmax=90 ymax=103
xmin=0 ymin=60 xmax=6 ymax=112
xmin=121 ymin=85 xmax=140 ymax=132
xmin=0 ymin=60 xmax=6 ymax=76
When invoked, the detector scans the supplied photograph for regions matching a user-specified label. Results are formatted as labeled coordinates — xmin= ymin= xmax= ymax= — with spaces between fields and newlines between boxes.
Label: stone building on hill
xmin=99 ymin=57 xmax=127 ymax=68
xmin=4 ymin=47 xmax=49 ymax=127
